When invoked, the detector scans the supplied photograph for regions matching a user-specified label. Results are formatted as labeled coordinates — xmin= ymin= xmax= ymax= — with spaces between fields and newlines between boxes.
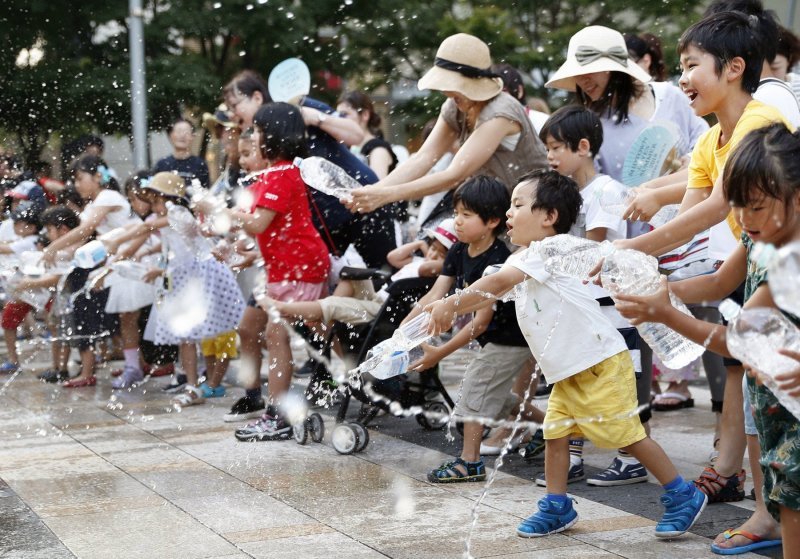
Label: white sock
xmin=124 ymin=348 xmax=140 ymax=370
xmin=617 ymin=453 xmax=640 ymax=466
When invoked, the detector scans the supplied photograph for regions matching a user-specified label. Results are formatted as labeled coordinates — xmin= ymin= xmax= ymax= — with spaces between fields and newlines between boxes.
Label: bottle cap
xmin=718 ymin=298 xmax=742 ymax=322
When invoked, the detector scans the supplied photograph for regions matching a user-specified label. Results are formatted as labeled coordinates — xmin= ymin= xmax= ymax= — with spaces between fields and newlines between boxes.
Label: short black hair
xmin=516 ymin=169 xmax=582 ymax=234
xmin=453 ymin=175 xmax=510 ymax=235
xmin=223 ymin=70 xmax=271 ymax=104
xmin=724 ymin=123 xmax=800 ymax=210
xmin=704 ymin=0 xmax=778 ymax=63
xmin=491 ymin=63 xmax=526 ymax=104
xmin=777 ymin=25 xmax=800 ymax=68
xmin=253 ymin=102 xmax=308 ymax=161
xmin=167 ymin=117 xmax=194 ymax=135
xmin=11 ymin=203 xmax=41 ymax=229
xmin=678 ymin=10 xmax=764 ymax=94
xmin=539 ymin=105 xmax=603 ymax=156
xmin=40 ymin=205 xmax=80 ymax=230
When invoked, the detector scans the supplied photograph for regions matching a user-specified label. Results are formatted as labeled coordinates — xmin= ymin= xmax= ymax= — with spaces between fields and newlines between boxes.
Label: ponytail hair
xmin=70 ymin=154 xmax=120 ymax=191
xmin=338 ymin=90 xmax=383 ymax=138
xmin=724 ymin=123 xmax=800 ymax=209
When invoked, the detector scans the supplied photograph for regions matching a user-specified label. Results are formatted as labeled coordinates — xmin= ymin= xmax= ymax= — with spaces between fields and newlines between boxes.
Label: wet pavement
xmin=0 ymin=337 xmax=783 ymax=558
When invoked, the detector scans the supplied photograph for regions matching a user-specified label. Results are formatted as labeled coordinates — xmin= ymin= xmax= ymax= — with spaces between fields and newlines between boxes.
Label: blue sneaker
xmin=655 ymin=483 xmax=707 ymax=538
xmin=0 ymin=361 xmax=19 ymax=374
xmin=198 ymin=382 xmax=226 ymax=398
xmin=535 ymin=461 xmax=584 ymax=487
xmin=587 ymin=457 xmax=649 ymax=486
xmin=517 ymin=497 xmax=578 ymax=537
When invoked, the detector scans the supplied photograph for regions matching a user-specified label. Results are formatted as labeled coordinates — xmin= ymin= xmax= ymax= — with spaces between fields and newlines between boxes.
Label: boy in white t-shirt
xmin=425 ymin=170 xmax=706 ymax=539
xmin=540 ymin=106 xmax=649 ymax=486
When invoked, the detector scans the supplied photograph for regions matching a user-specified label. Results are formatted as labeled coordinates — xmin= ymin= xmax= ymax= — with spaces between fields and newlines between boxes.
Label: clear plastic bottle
xmin=600 ymin=248 xmax=705 ymax=369
xmin=767 ymin=241 xmax=800 ymax=317
xmin=294 ymin=156 xmax=363 ymax=202
xmin=534 ymin=234 xmax=611 ymax=279
xmin=360 ymin=312 xmax=435 ymax=376
xmin=597 ymin=181 xmax=679 ymax=228
xmin=719 ymin=299 xmax=800 ymax=421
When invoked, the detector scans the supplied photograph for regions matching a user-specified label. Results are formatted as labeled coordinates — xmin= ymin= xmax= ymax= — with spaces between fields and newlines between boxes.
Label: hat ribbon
xmin=433 ymin=224 xmax=458 ymax=246
xmin=434 ymin=57 xmax=499 ymax=80
xmin=575 ymin=45 xmax=628 ymax=68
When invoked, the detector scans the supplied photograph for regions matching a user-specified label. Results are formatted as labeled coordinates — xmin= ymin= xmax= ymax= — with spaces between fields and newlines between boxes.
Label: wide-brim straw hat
xmin=418 ymin=33 xmax=503 ymax=102
xmin=202 ymin=104 xmax=235 ymax=131
xmin=145 ymin=172 xmax=186 ymax=199
xmin=546 ymin=26 xmax=652 ymax=91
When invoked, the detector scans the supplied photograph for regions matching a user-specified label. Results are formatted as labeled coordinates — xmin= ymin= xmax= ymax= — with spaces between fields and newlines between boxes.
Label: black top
xmin=361 ymin=138 xmax=398 ymax=174
xmin=442 ymin=238 xmax=526 ymax=347
xmin=153 ymin=155 xmax=210 ymax=189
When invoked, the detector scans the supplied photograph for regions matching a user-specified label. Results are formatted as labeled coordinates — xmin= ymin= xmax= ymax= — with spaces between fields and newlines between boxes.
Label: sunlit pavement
xmin=0 ymin=338 xmax=782 ymax=558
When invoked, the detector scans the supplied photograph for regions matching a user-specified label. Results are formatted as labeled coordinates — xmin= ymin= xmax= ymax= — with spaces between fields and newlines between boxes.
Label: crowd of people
xmin=1 ymin=0 xmax=800 ymax=555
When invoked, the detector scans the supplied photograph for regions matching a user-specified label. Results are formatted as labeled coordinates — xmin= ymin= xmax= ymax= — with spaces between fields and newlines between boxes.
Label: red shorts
xmin=1 ymin=301 xmax=33 ymax=330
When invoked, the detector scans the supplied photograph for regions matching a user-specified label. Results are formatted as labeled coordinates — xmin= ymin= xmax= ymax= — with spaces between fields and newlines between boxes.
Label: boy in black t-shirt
xmin=402 ymin=176 xmax=532 ymax=483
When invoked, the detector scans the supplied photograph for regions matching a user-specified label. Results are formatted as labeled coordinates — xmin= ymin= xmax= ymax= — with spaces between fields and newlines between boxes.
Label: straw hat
xmin=417 ymin=33 xmax=503 ymax=101
xmin=145 ymin=172 xmax=186 ymax=199
xmin=202 ymin=104 xmax=235 ymax=131
xmin=546 ymin=26 xmax=652 ymax=91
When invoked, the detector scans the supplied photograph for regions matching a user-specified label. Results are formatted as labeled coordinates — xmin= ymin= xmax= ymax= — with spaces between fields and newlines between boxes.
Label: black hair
xmin=80 ymin=134 xmax=104 ymax=151
xmin=223 ymin=70 xmax=271 ymax=104
xmin=252 ymin=102 xmax=309 ymax=161
xmin=576 ymin=71 xmax=644 ymax=124
xmin=11 ymin=203 xmax=41 ymax=229
xmin=239 ymin=127 xmax=255 ymax=140
xmin=70 ymin=154 xmax=120 ymax=191
xmin=124 ymin=170 xmax=151 ymax=195
xmin=452 ymin=175 xmax=510 ymax=234
xmin=777 ymin=25 xmax=800 ymax=69
xmin=338 ymin=91 xmax=383 ymax=137
xmin=723 ymin=123 xmax=800 ymax=212
xmin=539 ymin=105 xmax=604 ymax=155
xmin=625 ymin=33 xmax=667 ymax=82
xmin=40 ymin=205 xmax=80 ymax=230
xmin=678 ymin=11 xmax=764 ymax=94
xmin=166 ymin=117 xmax=194 ymax=135
xmin=516 ymin=169 xmax=582 ymax=234
xmin=704 ymin=0 xmax=778 ymax=63
xmin=491 ymin=63 xmax=526 ymax=104
xmin=55 ymin=186 xmax=85 ymax=209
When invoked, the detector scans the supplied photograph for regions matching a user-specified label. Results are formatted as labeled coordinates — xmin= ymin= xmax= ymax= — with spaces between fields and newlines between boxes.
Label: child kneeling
xmin=426 ymin=170 xmax=707 ymax=538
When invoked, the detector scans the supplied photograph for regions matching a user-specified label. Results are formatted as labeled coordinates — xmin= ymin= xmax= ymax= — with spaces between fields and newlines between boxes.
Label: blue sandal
xmin=198 ymin=382 xmax=226 ymax=398
xmin=427 ymin=458 xmax=486 ymax=483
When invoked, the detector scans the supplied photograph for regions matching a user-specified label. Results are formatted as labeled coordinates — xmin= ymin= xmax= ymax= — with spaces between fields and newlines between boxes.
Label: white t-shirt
xmin=506 ymin=246 xmax=627 ymax=384
xmin=9 ymin=234 xmax=39 ymax=255
xmin=0 ymin=219 xmax=17 ymax=242
xmin=80 ymin=189 xmax=138 ymax=236
xmin=570 ymin=174 xmax=627 ymax=243
xmin=754 ymin=78 xmax=800 ymax=128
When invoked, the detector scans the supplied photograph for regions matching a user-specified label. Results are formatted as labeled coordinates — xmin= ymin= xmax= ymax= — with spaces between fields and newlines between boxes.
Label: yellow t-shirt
xmin=687 ymin=100 xmax=792 ymax=238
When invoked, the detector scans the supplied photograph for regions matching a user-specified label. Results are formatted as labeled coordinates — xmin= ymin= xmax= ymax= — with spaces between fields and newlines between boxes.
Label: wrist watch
xmin=317 ymin=111 xmax=327 ymax=126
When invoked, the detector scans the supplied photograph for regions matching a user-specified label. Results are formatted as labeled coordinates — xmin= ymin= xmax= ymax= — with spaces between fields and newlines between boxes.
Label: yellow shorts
xmin=201 ymin=330 xmax=238 ymax=360
xmin=543 ymin=351 xmax=646 ymax=449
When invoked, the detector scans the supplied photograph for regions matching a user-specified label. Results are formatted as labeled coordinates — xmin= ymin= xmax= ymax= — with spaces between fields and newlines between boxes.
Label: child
xmin=539 ymin=105 xmax=646 ymax=486
xmin=395 ymin=176 xmax=533 ymax=483
xmin=0 ymin=205 xmax=43 ymax=373
xmin=426 ymin=169 xmax=706 ymax=538
xmin=268 ymin=218 xmax=456 ymax=329
xmin=6 ymin=206 xmax=81 ymax=383
xmin=195 ymin=102 xmax=330 ymax=437
xmin=615 ymin=123 xmax=796 ymax=555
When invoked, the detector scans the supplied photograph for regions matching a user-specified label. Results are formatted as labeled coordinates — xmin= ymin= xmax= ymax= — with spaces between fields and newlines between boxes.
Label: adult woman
xmin=546 ymin=25 xmax=714 ymax=487
xmin=337 ymin=90 xmax=398 ymax=179
xmin=347 ymin=33 xmax=547 ymax=219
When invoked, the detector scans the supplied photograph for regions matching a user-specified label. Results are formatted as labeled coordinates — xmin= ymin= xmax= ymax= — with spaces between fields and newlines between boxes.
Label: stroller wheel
xmin=351 ymin=422 xmax=369 ymax=452
xmin=419 ymin=401 xmax=450 ymax=430
xmin=308 ymin=413 xmax=325 ymax=443
xmin=332 ymin=424 xmax=359 ymax=455
xmin=293 ymin=422 xmax=308 ymax=445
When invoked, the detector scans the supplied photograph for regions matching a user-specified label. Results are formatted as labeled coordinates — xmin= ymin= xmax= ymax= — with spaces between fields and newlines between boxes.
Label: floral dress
xmin=743 ymin=234 xmax=800 ymax=519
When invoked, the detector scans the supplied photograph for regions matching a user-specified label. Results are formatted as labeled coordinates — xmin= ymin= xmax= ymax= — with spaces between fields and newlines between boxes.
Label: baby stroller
xmin=297 ymin=267 xmax=455 ymax=454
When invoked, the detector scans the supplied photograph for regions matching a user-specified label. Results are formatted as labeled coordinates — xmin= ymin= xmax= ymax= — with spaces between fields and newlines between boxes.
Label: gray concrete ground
xmin=0 ymin=337 xmax=784 ymax=559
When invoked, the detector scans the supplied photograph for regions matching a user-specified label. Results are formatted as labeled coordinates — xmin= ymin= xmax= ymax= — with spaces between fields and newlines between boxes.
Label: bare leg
xmin=713 ymin=434 xmax=781 ymax=548
xmin=238 ymin=306 xmax=267 ymax=391
xmin=621 ymin=437 xmax=678 ymax=485
xmin=544 ymin=436 xmax=570 ymax=495
xmin=207 ymin=355 xmax=229 ymax=388
xmin=3 ymin=328 xmax=18 ymax=365
xmin=180 ymin=342 xmax=198 ymax=386
xmin=119 ymin=311 xmax=140 ymax=351
xmin=274 ymin=300 xmax=325 ymax=322
xmin=713 ymin=366 xmax=746 ymax=476
xmin=265 ymin=320 xmax=292 ymax=405
xmin=780 ymin=506 xmax=800 ymax=559
xmin=76 ymin=348 xmax=95 ymax=380
xmin=460 ymin=422 xmax=484 ymax=463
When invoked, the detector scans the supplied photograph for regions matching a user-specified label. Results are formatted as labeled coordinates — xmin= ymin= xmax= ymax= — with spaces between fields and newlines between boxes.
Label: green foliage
xmin=0 ymin=0 xmax=701 ymax=167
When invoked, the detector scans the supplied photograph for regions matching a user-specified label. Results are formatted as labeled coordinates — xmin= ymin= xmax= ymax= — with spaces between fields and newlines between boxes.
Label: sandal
xmin=652 ymin=391 xmax=694 ymax=411
xmin=171 ymin=385 xmax=205 ymax=407
xmin=427 ymin=457 xmax=486 ymax=483
xmin=710 ymin=528 xmax=781 ymax=555
xmin=62 ymin=376 xmax=97 ymax=388
xmin=694 ymin=466 xmax=745 ymax=503
xmin=198 ymin=382 xmax=226 ymax=398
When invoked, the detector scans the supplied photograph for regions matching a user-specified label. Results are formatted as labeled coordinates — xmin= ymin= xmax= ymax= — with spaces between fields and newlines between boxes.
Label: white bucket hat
xmin=546 ymin=26 xmax=652 ymax=91
xmin=424 ymin=217 xmax=458 ymax=249
xmin=418 ymin=34 xmax=504 ymax=101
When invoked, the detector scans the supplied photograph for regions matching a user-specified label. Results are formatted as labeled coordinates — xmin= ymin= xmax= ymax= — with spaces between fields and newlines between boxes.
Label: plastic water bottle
xmin=533 ymin=234 xmax=612 ymax=279
xmin=719 ymin=299 xmax=800 ymax=421
xmin=360 ymin=312 xmax=435 ymax=376
xmin=294 ymin=156 xmax=363 ymax=202
xmin=767 ymin=241 xmax=800 ymax=317
xmin=647 ymin=205 xmax=680 ymax=228
xmin=597 ymin=181 xmax=679 ymax=228
xmin=600 ymin=248 xmax=705 ymax=369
